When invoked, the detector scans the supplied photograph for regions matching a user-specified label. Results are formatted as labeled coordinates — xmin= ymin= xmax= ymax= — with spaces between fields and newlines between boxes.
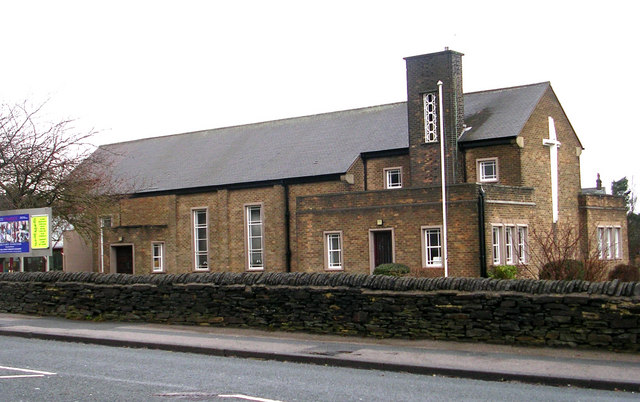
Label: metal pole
xmin=437 ymin=81 xmax=449 ymax=277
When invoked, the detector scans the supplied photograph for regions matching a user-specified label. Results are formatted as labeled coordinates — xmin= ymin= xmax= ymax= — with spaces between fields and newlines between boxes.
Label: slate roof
xmin=96 ymin=82 xmax=550 ymax=195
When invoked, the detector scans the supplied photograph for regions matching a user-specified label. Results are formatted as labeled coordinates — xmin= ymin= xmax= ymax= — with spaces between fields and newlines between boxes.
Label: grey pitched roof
xmin=459 ymin=82 xmax=550 ymax=143
xmin=96 ymin=103 xmax=409 ymax=194
xmin=97 ymin=82 xmax=550 ymax=195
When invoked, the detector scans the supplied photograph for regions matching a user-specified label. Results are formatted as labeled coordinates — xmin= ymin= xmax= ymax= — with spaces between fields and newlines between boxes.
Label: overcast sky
xmin=2 ymin=1 xmax=638 ymax=198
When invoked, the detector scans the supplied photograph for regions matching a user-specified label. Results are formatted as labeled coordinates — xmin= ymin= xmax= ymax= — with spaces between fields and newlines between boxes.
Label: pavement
xmin=0 ymin=313 xmax=639 ymax=392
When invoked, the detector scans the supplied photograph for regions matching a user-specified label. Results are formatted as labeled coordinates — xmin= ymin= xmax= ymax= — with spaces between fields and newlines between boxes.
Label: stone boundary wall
xmin=1 ymin=272 xmax=639 ymax=351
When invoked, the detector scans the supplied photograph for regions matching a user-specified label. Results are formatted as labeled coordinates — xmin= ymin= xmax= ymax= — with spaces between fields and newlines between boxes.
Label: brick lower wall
xmin=1 ymin=272 xmax=638 ymax=351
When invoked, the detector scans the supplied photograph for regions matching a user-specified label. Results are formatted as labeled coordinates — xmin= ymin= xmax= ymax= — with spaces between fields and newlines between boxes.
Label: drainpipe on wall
xmin=478 ymin=185 xmax=487 ymax=278
xmin=437 ymin=80 xmax=449 ymax=277
xmin=283 ymin=181 xmax=291 ymax=273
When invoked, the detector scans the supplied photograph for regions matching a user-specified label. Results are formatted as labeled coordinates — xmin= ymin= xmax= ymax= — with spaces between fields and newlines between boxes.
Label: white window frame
xmin=477 ymin=158 xmax=498 ymax=183
xmin=100 ymin=216 xmax=112 ymax=228
xmin=152 ymin=242 xmax=165 ymax=273
xmin=598 ymin=226 xmax=622 ymax=260
xmin=192 ymin=208 xmax=208 ymax=271
xmin=517 ymin=225 xmax=528 ymax=264
xmin=245 ymin=205 xmax=264 ymax=271
xmin=505 ymin=226 xmax=514 ymax=265
xmin=492 ymin=226 xmax=502 ymax=265
xmin=421 ymin=226 xmax=443 ymax=268
xmin=492 ymin=224 xmax=528 ymax=266
xmin=324 ymin=231 xmax=343 ymax=271
xmin=384 ymin=167 xmax=403 ymax=189
xmin=423 ymin=92 xmax=438 ymax=143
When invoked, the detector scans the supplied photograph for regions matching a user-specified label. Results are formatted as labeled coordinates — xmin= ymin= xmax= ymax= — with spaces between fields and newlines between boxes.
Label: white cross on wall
xmin=543 ymin=116 xmax=561 ymax=223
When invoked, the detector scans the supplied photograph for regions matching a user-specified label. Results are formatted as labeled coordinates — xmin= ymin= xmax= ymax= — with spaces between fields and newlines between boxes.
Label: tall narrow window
xmin=325 ymin=232 xmax=343 ymax=270
xmin=505 ymin=226 xmax=514 ymax=265
xmin=492 ymin=226 xmax=502 ymax=265
xmin=192 ymin=209 xmax=208 ymax=271
xmin=384 ymin=168 xmax=402 ymax=189
xmin=423 ymin=92 xmax=438 ymax=143
xmin=598 ymin=226 xmax=622 ymax=260
xmin=152 ymin=242 xmax=164 ymax=273
xmin=246 ymin=205 xmax=264 ymax=270
xmin=422 ymin=227 xmax=442 ymax=267
xmin=517 ymin=226 xmax=528 ymax=264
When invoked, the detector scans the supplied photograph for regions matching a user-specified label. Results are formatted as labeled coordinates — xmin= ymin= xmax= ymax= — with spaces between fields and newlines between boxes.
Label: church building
xmin=90 ymin=49 xmax=628 ymax=277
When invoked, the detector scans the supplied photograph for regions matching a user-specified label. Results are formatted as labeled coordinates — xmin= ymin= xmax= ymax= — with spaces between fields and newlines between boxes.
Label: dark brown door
xmin=115 ymin=246 xmax=133 ymax=274
xmin=373 ymin=230 xmax=393 ymax=267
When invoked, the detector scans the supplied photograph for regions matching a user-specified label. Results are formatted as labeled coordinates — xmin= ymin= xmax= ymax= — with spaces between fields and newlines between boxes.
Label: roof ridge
xmin=464 ymin=81 xmax=550 ymax=96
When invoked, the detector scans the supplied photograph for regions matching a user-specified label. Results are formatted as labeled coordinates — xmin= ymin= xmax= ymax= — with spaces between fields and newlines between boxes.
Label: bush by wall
xmin=0 ymin=272 xmax=639 ymax=351
xmin=373 ymin=263 xmax=410 ymax=276
xmin=609 ymin=265 xmax=640 ymax=282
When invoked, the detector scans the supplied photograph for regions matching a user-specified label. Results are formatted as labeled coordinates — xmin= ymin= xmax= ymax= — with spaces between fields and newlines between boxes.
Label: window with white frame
xmin=477 ymin=158 xmax=498 ymax=182
xmin=100 ymin=216 xmax=112 ymax=228
xmin=422 ymin=227 xmax=442 ymax=267
xmin=505 ymin=226 xmax=514 ymax=265
xmin=246 ymin=205 xmax=264 ymax=270
xmin=598 ymin=226 xmax=622 ymax=260
xmin=192 ymin=209 xmax=208 ymax=270
xmin=152 ymin=242 xmax=164 ymax=272
xmin=517 ymin=226 xmax=528 ymax=264
xmin=325 ymin=232 xmax=343 ymax=270
xmin=492 ymin=225 xmax=528 ymax=265
xmin=384 ymin=168 xmax=402 ymax=189
xmin=423 ymin=92 xmax=438 ymax=143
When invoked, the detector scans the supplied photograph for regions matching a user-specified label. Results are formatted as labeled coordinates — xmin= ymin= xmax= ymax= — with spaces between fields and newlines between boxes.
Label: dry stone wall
xmin=1 ymin=272 xmax=638 ymax=351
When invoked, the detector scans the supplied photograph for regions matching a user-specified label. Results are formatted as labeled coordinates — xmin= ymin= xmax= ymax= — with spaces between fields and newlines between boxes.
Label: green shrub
xmin=539 ymin=259 xmax=585 ymax=280
xmin=608 ymin=264 xmax=640 ymax=282
xmin=489 ymin=265 xmax=517 ymax=279
xmin=373 ymin=263 xmax=410 ymax=277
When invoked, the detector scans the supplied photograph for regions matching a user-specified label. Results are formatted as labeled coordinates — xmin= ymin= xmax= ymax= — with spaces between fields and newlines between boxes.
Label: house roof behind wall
xmin=96 ymin=82 xmax=550 ymax=195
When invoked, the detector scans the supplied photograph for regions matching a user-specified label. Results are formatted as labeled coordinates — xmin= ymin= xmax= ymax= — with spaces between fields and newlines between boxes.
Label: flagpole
xmin=437 ymin=81 xmax=448 ymax=277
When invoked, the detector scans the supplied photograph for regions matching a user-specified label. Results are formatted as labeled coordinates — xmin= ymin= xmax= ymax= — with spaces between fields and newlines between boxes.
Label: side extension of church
xmin=92 ymin=49 xmax=628 ymax=276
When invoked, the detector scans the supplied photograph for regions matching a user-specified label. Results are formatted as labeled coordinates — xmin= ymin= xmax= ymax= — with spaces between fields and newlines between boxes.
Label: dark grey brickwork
xmin=1 ymin=272 xmax=639 ymax=351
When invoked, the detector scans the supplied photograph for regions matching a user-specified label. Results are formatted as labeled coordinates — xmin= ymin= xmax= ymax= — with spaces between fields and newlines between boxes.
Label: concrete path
xmin=0 ymin=313 xmax=638 ymax=392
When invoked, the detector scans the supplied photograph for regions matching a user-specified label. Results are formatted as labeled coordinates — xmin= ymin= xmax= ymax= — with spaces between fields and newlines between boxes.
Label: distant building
xmin=88 ymin=49 xmax=628 ymax=276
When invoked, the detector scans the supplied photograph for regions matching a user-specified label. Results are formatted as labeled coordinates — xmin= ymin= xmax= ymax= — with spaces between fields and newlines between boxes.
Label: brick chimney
xmin=405 ymin=49 xmax=465 ymax=187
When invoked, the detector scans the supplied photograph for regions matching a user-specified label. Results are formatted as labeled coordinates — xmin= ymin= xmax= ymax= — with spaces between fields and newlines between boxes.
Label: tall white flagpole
xmin=437 ymin=81 xmax=448 ymax=277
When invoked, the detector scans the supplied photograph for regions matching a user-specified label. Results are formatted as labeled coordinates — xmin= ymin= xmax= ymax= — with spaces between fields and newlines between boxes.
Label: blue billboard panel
xmin=0 ymin=214 xmax=30 ymax=254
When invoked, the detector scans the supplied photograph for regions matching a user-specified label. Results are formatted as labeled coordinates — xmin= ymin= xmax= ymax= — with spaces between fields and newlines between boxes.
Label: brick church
xmin=89 ymin=49 xmax=628 ymax=277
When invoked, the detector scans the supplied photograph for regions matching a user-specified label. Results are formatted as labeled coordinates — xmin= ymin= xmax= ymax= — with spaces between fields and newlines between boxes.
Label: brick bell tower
xmin=405 ymin=49 xmax=465 ymax=187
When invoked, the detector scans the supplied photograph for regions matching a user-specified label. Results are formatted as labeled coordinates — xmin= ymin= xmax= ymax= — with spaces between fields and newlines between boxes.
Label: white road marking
xmin=218 ymin=394 xmax=283 ymax=402
xmin=0 ymin=365 xmax=57 ymax=379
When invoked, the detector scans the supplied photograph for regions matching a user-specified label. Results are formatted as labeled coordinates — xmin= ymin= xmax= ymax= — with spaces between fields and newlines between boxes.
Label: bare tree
xmin=0 ymin=101 xmax=123 ymax=240
xmin=521 ymin=223 xmax=610 ymax=282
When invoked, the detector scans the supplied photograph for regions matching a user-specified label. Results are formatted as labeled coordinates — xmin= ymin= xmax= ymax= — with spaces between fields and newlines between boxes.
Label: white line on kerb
xmin=218 ymin=394 xmax=283 ymax=402
xmin=0 ymin=374 xmax=46 ymax=379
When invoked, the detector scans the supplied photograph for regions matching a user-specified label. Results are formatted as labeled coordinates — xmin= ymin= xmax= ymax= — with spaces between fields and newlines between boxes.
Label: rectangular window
xmin=192 ymin=209 xmax=208 ymax=271
xmin=477 ymin=158 xmax=498 ymax=182
xmin=492 ymin=226 xmax=502 ymax=265
xmin=422 ymin=227 xmax=442 ymax=267
xmin=492 ymin=225 xmax=527 ymax=266
xmin=517 ymin=226 xmax=528 ymax=264
xmin=423 ymin=92 xmax=438 ymax=143
xmin=384 ymin=168 xmax=402 ymax=189
xmin=246 ymin=205 xmax=264 ymax=270
xmin=505 ymin=226 xmax=514 ymax=265
xmin=100 ymin=216 xmax=112 ymax=228
xmin=324 ymin=232 xmax=343 ymax=270
xmin=598 ymin=226 xmax=622 ymax=260
xmin=152 ymin=242 xmax=164 ymax=273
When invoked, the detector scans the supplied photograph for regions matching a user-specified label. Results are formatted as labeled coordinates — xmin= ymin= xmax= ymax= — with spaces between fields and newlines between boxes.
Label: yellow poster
xmin=30 ymin=215 xmax=49 ymax=249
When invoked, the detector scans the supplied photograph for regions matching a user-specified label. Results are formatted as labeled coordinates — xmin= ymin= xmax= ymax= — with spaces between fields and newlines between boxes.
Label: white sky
xmin=2 ymin=0 xmax=639 ymax=197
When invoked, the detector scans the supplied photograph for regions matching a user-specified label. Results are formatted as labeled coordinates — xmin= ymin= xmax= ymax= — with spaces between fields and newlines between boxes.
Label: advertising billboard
xmin=0 ymin=208 xmax=52 ymax=257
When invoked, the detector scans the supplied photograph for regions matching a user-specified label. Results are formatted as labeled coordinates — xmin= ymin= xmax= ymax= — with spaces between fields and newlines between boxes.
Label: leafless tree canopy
xmin=0 ymin=101 xmax=122 ymax=240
